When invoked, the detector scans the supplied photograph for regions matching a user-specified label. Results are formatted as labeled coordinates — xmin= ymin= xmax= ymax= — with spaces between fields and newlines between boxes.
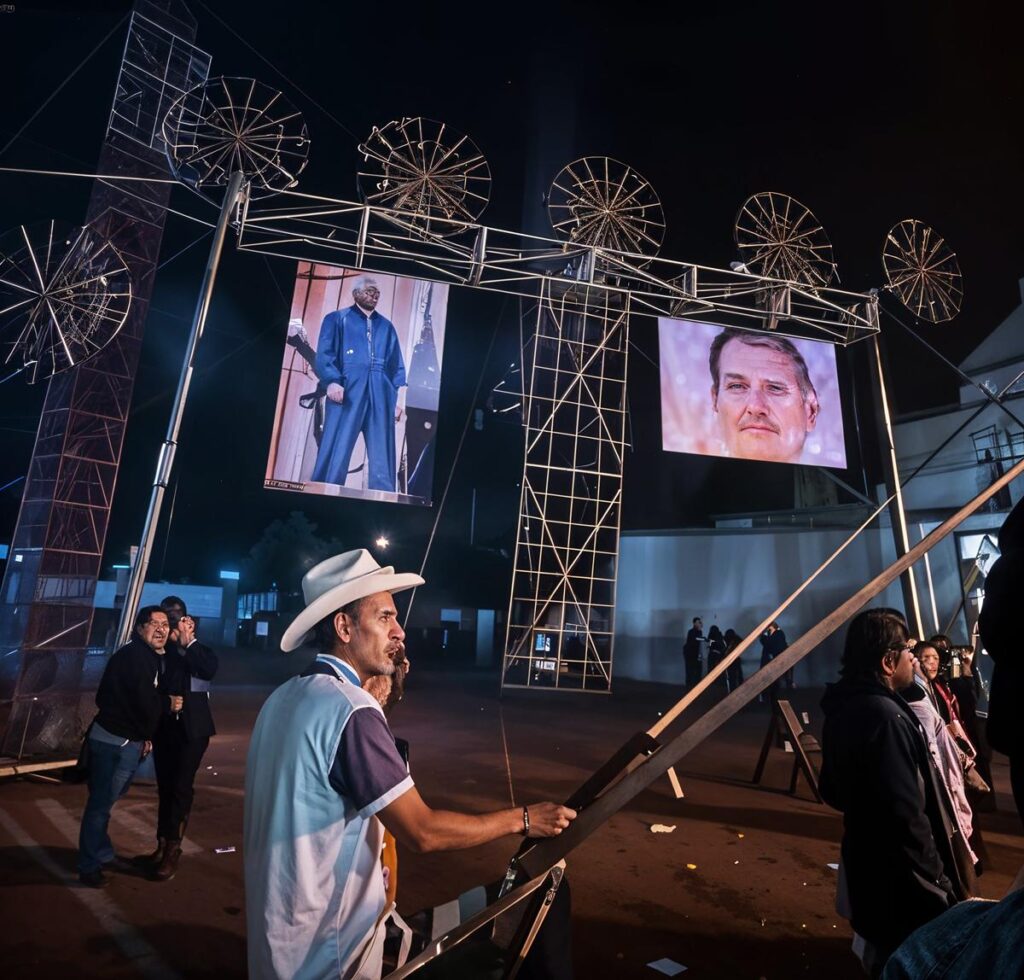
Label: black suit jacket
xmin=161 ymin=638 xmax=218 ymax=740
xmin=683 ymin=627 xmax=704 ymax=657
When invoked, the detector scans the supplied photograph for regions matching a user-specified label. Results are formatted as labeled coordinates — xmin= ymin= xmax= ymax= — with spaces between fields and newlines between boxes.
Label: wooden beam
xmin=0 ymin=758 xmax=76 ymax=779
xmin=515 ymin=451 xmax=1024 ymax=879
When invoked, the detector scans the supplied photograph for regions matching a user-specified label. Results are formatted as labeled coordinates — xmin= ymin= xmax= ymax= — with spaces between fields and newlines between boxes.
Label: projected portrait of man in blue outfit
xmin=311 ymin=276 xmax=407 ymax=491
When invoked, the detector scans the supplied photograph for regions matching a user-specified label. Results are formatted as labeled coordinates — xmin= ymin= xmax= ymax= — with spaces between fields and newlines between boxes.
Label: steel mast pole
xmin=871 ymin=332 xmax=924 ymax=638
xmin=116 ymin=171 xmax=246 ymax=647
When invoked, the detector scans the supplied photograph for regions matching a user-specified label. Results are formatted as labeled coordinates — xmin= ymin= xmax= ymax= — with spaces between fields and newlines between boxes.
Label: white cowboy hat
xmin=280 ymin=549 xmax=423 ymax=652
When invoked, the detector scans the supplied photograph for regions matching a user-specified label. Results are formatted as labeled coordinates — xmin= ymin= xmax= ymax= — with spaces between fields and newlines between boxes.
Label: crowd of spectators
xmin=683 ymin=618 xmax=792 ymax=697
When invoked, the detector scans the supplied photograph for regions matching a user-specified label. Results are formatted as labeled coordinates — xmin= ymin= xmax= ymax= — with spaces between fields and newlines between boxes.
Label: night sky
xmin=1 ymin=0 xmax=1022 ymax=608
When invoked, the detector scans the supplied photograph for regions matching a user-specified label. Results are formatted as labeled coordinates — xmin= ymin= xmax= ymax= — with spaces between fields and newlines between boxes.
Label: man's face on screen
xmin=711 ymin=338 xmax=818 ymax=463
xmin=353 ymin=282 xmax=380 ymax=312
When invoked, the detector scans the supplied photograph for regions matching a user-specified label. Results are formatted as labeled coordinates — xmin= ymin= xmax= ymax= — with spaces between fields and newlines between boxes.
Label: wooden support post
xmin=750 ymin=699 xmax=823 ymax=802
xmin=751 ymin=709 xmax=779 ymax=786
xmin=774 ymin=700 xmax=823 ymax=803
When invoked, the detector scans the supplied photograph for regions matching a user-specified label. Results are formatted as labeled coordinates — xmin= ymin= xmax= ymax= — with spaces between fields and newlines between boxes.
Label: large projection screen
xmin=265 ymin=263 xmax=449 ymax=505
xmin=659 ymin=317 xmax=847 ymax=468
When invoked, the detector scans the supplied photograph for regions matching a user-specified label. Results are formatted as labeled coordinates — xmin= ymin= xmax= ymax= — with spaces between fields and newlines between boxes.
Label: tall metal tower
xmin=0 ymin=1 xmax=210 ymax=758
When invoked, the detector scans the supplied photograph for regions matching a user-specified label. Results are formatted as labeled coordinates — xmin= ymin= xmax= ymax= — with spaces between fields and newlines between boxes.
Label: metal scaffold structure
xmin=2 ymin=2 xmax=1017 ymax=970
xmin=0 ymin=0 xmax=210 ymax=762
xmin=231 ymin=149 xmax=881 ymax=694
xmin=5 ymin=49 xmax=981 ymax=763
xmin=502 ymin=282 xmax=630 ymax=691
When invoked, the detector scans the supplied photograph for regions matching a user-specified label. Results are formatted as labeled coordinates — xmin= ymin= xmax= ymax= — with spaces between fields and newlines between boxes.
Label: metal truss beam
xmin=234 ymin=191 xmax=879 ymax=695
xmin=237 ymin=191 xmax=879 ymax=345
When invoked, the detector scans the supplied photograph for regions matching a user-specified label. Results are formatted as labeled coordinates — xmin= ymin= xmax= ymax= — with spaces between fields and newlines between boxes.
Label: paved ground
xmin=1 ymin=653 xmax=1021 ymax=979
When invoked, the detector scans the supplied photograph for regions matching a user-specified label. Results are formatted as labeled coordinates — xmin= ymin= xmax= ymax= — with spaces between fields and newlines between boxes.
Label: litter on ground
xmin=647 ymin=958 xmax=687 ymax=976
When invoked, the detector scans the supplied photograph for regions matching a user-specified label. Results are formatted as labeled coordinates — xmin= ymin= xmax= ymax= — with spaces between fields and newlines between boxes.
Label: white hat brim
xmin=279 ymin=571 xmax=424 ymax=652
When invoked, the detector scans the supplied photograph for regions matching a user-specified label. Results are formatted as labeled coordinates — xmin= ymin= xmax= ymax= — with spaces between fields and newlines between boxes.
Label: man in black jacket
xmin=77 ymin=606 xmax=183 ymax=887
xmin=682 ymin=617 xmax=705 ymax=690
xmin=820 ymin=608 xmax=968 ymax=977
xmin=138 ymin=595 xmax=218 ymax=882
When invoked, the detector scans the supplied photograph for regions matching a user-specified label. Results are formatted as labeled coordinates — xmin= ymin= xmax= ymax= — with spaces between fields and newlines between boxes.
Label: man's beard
xmin=374 ymin=647 xmax=400 ymax=676
xmin=364 ymin=648 xmax=408 ymax=710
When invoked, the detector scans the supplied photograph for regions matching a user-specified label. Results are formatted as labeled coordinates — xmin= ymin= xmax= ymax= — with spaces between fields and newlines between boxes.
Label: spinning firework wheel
xmin=357 ymin=117 xmax=491 ymax=234
xmin=882 ymin=219 xmax=963 ymax=323
xmin=547 ymin=157 xmax=664 ymax=262
xmin=162 ymin=76 xmax=310 ymax=194
xmin=0 ymin=221 xmax=132 ymax=384
xmin=735 ymin=191 xmax=836 ymax=287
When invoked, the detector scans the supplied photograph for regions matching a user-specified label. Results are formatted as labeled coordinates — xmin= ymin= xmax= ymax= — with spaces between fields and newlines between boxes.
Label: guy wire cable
xmin=498 ymin=705 xmax=517 ymax=808
xmin=881 ymin=296 xmax=1024 ymax=430
xmin=402 ymin=298 xmax=506 ymax=628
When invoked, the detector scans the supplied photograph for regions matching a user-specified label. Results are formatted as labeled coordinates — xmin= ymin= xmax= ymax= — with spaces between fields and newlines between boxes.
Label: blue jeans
xmin=882 ymin=892 xmax=1024 ymax=978
xmin=77 ymin=737 xmax=143 ymax=873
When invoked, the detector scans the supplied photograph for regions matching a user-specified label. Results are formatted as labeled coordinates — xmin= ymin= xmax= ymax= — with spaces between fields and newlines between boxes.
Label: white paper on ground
xmin=647 ymin=958 xmax=687 ymax=976
xmin=650 ymin=824 xmax=677 ymax=834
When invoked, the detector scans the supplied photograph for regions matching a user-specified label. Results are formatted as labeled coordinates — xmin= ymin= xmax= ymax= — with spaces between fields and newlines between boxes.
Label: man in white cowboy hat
xmin=243 ymin=549 xmax=576 ymax=980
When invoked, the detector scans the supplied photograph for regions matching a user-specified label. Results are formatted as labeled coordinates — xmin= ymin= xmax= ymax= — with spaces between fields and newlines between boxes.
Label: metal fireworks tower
xmin=0 ymin=1 xmax=210 ymax=758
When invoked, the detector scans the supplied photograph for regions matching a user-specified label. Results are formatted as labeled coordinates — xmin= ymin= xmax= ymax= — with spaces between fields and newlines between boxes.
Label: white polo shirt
xmin=244 ymin=655 xmax=413 ymax=979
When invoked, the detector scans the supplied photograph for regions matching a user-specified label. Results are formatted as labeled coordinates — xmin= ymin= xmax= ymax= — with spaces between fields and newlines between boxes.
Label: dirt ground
xmin=1 ymin=653 xmax=1021 ymax=979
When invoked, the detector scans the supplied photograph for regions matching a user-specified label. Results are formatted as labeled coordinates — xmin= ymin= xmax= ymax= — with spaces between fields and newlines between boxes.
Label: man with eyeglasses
xmin=76 ymin=605 xmax=183 ymax=887
xmin=310 ymin=275 xmax=407 ymax=492
xmin=820 ymin=609 xmax=969 ymax=977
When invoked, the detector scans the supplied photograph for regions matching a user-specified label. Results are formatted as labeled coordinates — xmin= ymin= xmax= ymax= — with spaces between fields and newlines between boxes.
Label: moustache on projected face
xmin=738 ymin=418 xmax=781 ymax=435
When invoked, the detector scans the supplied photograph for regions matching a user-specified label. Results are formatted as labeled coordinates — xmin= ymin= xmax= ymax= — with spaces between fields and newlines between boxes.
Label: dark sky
xmin=1 ymin=0 xmax=1022 ymax=602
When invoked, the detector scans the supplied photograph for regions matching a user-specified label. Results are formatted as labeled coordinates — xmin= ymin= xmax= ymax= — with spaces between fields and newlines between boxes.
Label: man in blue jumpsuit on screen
xmin=311 ymin=275 xmax=406 ymax=491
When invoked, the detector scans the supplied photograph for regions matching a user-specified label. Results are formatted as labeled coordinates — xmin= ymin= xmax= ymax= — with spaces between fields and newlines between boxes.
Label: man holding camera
xmin=134 ymin=595 xmax=218 ymax=882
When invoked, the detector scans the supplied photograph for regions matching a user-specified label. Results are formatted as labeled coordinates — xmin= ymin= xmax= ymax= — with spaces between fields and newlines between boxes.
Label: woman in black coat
xmin=723 ymin=628 xmax=743 ymax=692
xmin=706 ymin=625 xmax=726 ymax=689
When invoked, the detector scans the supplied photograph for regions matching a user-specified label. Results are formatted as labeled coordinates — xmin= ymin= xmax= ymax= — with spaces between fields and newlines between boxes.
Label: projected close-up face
xmin=659 ymin=317 xmax=847 ymax=468
xmin=711 ymin=335 xmax=819 ymax=463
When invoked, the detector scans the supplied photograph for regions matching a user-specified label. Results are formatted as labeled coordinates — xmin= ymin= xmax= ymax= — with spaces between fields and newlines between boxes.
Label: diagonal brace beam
xmin=514 ymin=448 xmax=1024 ymax=879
